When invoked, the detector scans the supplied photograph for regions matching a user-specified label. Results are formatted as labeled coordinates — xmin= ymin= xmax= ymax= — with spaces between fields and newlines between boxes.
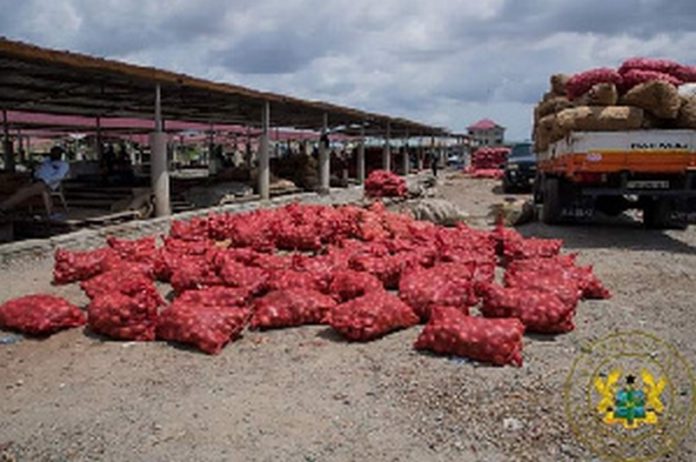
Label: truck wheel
xmin=643 ymin=199 xmax=687 ymax=229
xmin=540 ymin=177 xmax=562 ymax=224
xmin=502 ymin=176 xmax=513 ymax=194
xmin=532 ymin=174 xmax=543 ymax=204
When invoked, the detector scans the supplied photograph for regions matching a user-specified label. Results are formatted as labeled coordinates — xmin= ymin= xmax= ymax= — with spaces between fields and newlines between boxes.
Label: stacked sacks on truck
xmin=533 ymin=57 xmax=696 ymax=153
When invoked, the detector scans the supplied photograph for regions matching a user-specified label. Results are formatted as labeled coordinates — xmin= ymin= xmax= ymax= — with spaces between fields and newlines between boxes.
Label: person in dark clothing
xmin=430 ymin=151 xmax=438 ymax=177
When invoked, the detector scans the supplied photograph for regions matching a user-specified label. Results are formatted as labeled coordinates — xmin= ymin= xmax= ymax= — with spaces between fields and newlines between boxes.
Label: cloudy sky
xmin=1 ymin=0 xmax=695 ymax=140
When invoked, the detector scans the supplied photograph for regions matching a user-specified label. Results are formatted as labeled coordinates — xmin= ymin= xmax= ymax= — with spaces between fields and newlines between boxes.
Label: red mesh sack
xmin=157 ymin=301 xmax=248 ymax=355
xmin=88 ymin=292 xmax=158 ymax=341
xmin=398 ymin=262 xmax=476 ymax=321
xmin=471 ymin=169 xmax=504 ymax=179
xmin=414 ymin=306 xmax=524 ymax=367
xmin=177 ymin=286 xmax=251 ymax=308
xmin=250 ymin=289 xmax=337 ymax=329
xmin=328 ymin=269 xmax=384 ymax=302
xmin=480 ymin=284 xmax=575 ymax=334
xmin=227 ymin=212 xmax=276 ymax=252
xmin=53 ymin=247 xmax=119 ymax=284
xmin=272 ymin=221 xmax=322 ymax=251
xmin=170 ymin=260 xmax=223 ymax=295
xmin=153 ymin=251 xmax=205 ymax=282
xmin=364 ymin=170 xmax=407 ymax=198
xmin=490 ymin=220 xmax=523 ymax=256
xmin=169 ymin=217 xmax=209 ymax=241
xmin=566 ymin=68 xmax=623 ymax=100
xmin=218 ymin=259 xmax=268 ymax=295
xmin=471 ymin=147 xmax=510 ymax=170
xmin=504 ymin=271 xmax=581 ymax=310
xmin=675 ymin=65 xmax=696 ymax=83
xmin=618 ymin=58 xmax=682 ymax=77
xmin=0 ymin=295 xmax=86 ymax=335
xmin=163 ymin=237 xmax=212 ymax=256
xmin=106 ymin=236 xmax=158 ymax=263
xmin=265 ymin=269 xmax=324 ymax=292
xmin=292 ymin=253 xmax=349 ymax=287
xmin=80 ymin=270 xmax=163 ymax=310
xmin=324 ymin=290 xmax=419 ymax=341
xmin=620 ymin=69 xmax=682 ymax=91
xmin=505 ymin=256 xmax=611 ymax=300
xmin=503 ymin=236 xmax=563 ymax=261
xmin=349 ymin=253 xmax=403 ymax=289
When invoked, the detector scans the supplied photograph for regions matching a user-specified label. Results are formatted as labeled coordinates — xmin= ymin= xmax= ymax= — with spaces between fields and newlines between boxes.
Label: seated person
xmin=0 ymin=146 xmax=70 ymax=215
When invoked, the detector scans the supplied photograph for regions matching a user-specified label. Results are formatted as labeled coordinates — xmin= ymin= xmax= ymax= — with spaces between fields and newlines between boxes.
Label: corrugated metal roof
xmin=0 ymin=37 xmax=446 ymax=137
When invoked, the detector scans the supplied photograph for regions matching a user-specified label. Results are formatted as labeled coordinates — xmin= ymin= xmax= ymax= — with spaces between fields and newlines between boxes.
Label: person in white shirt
xmin=0 ymin=146 xmax=70 ymax=215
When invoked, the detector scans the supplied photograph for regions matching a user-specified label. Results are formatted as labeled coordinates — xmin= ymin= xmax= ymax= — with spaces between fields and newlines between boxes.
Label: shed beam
xmin=2 ymin=109 xmax=14 ymax=172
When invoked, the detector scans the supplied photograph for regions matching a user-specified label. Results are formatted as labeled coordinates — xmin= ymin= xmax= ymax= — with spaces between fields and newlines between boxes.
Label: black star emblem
xmin=626 ymin=375 xmax=636 ymax=385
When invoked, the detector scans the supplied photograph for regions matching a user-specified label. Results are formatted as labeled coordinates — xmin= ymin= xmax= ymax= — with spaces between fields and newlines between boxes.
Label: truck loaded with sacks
xmin=532 ymin=58 xmax=696 ymax=228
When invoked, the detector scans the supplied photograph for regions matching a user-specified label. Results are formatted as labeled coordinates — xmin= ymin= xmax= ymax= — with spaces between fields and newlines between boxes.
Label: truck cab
xmin=503 ymin=142 xmax=537 ymax=193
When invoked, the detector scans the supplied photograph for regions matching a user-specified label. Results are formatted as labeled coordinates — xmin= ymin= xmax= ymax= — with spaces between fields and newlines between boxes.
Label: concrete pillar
xmin=259 ymin=100 xmax=271 ymax=200
xmin=95 ymin=116 xmax=103 ymax=161
xmin=2 ymin=110 xmax=14 ymax=172
xmin=382 ymin=122 xmax=391 ymax=171
xmin=319 ymin=113 xmax=330 ymax=193
xmin=357 ymin=125 xmax=366 ymax=184
xmin=402 ymin=132 xmax=410 ymax=176
xmin=151 ymin=84 xmax=170 ymax=217
xmin=417 ymin=141 xmax=424 ymax=170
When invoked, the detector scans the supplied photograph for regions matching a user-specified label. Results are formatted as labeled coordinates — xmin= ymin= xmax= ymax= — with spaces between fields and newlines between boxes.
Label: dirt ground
xmin=1 ymin=173 xmax=695 ymax=462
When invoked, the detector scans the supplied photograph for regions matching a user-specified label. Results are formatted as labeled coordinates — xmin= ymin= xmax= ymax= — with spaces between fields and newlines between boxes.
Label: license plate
xmin=626 ymin=180 xmax=669 ymax=189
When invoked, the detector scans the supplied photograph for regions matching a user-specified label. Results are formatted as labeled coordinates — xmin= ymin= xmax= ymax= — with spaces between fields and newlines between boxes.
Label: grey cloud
xmin=1 ymin=0 xmax=695 ymax=141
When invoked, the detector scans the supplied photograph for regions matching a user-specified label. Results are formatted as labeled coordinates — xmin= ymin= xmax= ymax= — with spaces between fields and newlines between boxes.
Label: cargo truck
xmin=534 ymin=130 xmax=696 ymax=228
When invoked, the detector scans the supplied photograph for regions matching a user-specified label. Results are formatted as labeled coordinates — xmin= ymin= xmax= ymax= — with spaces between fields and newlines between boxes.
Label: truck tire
xmin=532 ymin=174 xmax=543 ymax=204
xmin=540 ymin=177 xmax=562 ymax=224
xmin=643 ymin=199 xmax=687 ymax=230
xmin=502 ymin=176 xmax=513 ymax=194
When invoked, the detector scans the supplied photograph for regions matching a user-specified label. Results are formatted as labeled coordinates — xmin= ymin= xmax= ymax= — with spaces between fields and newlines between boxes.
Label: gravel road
xmin=1 ymin=173 xmax=695 ymax=462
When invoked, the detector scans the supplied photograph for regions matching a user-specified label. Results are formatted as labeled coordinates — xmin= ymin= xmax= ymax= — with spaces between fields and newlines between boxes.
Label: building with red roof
xmin=467 ymin=118 xmax=505 ymax=147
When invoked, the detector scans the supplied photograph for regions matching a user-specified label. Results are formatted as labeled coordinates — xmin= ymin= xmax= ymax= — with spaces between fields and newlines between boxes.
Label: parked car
xmin=502 ymin=143 xmax=536 ymax=193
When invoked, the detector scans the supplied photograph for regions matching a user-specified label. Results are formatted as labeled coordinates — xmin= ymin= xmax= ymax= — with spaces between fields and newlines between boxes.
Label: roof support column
xmin=3 ymin=110 xmax=14 ymax=172
xmin=319 ymin=113 xmax=330 ymax=193
xmin=259 ymin=100 xmax=271 ymax=201
xmin=382 ymin=122 xmax=391 ymax=171
xmin=95 ymin=116 xmax=103 ymax=160
xmin=357 ymin=125 xmax=365 ymax=184
xmin=417 ymin=139 xmax=424 ymax=171
xmin=402 ymin=131 xmax=410 ymax=176
xmin=150 ymin=83 xmax=171 ymax=217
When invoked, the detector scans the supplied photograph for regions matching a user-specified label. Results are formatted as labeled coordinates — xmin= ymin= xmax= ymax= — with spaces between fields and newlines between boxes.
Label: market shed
xmin=0 ymin=37 xmax=446 ymax=215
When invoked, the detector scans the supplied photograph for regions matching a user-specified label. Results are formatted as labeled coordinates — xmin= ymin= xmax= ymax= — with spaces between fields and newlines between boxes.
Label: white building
xmin=467 ymin=119 xmax=505 ymax=147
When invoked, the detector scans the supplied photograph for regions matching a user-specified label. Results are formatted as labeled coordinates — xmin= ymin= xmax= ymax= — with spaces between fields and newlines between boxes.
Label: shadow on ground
xmin=519 ymin=214 xmax=696 ymax=255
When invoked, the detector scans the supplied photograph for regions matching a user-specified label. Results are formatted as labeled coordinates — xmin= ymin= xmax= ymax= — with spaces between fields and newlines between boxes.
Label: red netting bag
xmin=324 ymin=291 xmax=419 ymax=341
xmin=414 ymin=306 xmax=524 ymax=367
xmin=566 ymin=68 xmax=623 ymax=100
xmin=250 ymin=289 xmax=337 ymax=329
xmin=157 ymin=301 xmax=249 ymax=354
xmin=53 ymin=247 xmax=120 ymax=284
xmin=0 ymin=294 xmax=86 ymax=335
xmin=479 ymin=284 xmax=575 ymax=334
xmin=398 ymin=263 xmax=476 ymax=321
xmin=327 ymin=269 xmax=384 ymax=302
xmin=87 ymin=292 xmax=158 ymax=341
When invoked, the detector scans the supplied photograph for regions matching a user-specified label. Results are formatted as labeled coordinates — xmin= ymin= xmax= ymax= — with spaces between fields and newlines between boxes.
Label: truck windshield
xmin=509 ymin=144 xmax=532 ymax=159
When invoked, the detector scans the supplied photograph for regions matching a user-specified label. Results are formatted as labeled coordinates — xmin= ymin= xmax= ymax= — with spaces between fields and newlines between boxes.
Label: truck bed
xmin=538 ymin=130 xmax=696 ymax=176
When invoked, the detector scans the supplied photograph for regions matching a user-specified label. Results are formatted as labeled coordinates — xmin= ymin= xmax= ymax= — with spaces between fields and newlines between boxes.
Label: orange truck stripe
xmin=539 ymin=151 xmax=696 ymax=177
